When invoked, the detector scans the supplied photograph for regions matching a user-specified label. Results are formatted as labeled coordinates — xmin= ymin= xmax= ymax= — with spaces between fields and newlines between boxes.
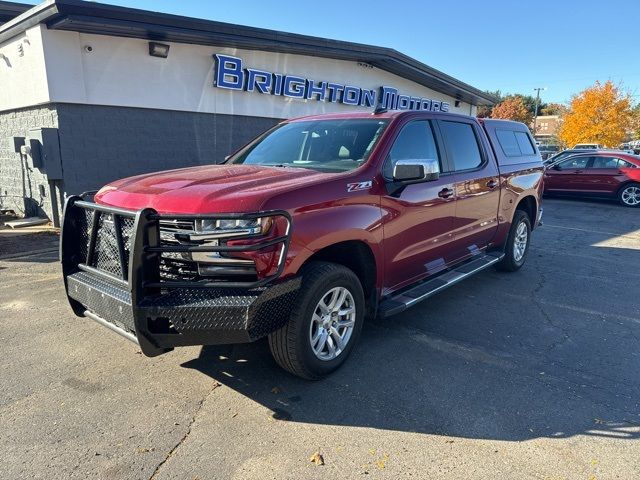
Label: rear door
xmin=380 ymin=119 xmax=457 ymax=292
xmin=583 ymin=156 xmax=634 ymax=194
xmin=437 ymin=118 xmax=500 ymax=261
xmin=544 ymin=155 xmax=590 ymax=192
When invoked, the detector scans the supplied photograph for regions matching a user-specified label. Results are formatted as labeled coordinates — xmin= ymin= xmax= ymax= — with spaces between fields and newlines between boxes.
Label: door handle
xmin=486 ymin=179 xmax=498 ymax=189
xmin=574 ymin=170 xmax=583 ymax=174
xmin=438 ymin=187 xmax=454 ymax=199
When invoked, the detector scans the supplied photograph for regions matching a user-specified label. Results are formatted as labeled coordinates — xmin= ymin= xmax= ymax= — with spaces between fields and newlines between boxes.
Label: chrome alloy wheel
xmin=513 ymin=221 xmax=528 ymax=262
xmin=309 ymin=287 xmax=356 ymax=361
xmin=621 ymin=186 xmax=640 ymax=206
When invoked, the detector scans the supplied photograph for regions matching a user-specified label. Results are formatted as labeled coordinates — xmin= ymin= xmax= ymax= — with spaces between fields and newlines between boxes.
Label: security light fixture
xmin=148 ymin=42 xmax=170 ymax=58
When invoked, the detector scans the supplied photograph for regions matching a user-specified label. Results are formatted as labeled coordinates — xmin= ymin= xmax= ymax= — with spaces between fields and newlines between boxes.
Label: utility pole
xmin=532 ymin=87 xmax=546 ymax=135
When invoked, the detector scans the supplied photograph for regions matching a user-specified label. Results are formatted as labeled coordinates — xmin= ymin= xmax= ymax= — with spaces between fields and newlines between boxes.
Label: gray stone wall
xmin=56 ymin=104 xmax=280 ymax=196
xmin=0 ymin=106 xmax=60 ymax=220
xmin=0 ymin=103 xmax=281 ymax=223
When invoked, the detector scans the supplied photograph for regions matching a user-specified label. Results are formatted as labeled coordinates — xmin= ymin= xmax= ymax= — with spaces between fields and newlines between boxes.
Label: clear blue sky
xmin=100 ymin=0 xmax=639 ymax=105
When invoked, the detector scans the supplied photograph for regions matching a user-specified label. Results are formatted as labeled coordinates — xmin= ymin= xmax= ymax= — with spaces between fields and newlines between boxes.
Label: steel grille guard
xmin=60 ymin=195 xmax=292 ymax=291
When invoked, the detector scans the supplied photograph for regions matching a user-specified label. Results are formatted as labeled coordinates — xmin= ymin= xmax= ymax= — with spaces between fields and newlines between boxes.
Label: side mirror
xmin=393 ymin=159 xmax=440 ymax=184
xmin=553 ymin=164 xmax=562 ymax=171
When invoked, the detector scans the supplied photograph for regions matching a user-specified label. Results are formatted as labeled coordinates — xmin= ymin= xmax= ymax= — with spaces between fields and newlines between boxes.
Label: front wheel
xmin=496 ymin=210 xmax=531 ymax=272
xmin=618 ymin=183 xmax=640 ymax=207
xmin=268 ymin=262 xmax=364 ymax=380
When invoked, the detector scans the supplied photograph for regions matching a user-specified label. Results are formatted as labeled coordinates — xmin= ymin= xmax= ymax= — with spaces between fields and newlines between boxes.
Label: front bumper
xmin=61 ymin=196 xmax=298 ymax=357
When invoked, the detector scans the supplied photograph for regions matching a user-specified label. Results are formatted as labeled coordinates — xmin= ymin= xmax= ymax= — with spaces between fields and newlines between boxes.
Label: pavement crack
xmin=532 ymin=265 xmax=571 ymax=353
xmin=149 ymin=380 xmax=221 ymax=480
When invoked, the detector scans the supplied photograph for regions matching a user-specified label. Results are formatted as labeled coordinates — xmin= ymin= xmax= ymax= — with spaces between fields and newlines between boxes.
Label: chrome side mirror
xmin=393 ymin=158 xmax=440 ymax=183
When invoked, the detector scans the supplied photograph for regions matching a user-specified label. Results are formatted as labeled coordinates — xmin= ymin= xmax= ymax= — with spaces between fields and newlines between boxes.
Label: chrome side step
xmin=377 ymin=252 xmax=505 ymax=319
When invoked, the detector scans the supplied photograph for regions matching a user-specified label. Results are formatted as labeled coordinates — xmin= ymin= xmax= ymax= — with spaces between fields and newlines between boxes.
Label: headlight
xmin=194 ymin=217 xmax=272 ymax=237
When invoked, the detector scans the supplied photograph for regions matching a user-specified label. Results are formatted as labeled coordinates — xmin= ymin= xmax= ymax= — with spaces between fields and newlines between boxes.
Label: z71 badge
xmin=346 ymin=181 xmax=372 ymax=192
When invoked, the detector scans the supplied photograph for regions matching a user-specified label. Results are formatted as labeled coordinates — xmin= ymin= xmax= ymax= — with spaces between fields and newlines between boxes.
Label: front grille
xmin=159 ymin=219 xmax=201 ymax=282
xmin=78 ymin=210 xmax=134 ymax=280
xmin=73 ymin=207 xmax=259 ymax=285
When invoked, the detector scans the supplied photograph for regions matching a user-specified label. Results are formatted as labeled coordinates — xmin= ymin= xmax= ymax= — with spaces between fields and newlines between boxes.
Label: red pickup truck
xmin=61 ymin=111 xmax=543 ymax=379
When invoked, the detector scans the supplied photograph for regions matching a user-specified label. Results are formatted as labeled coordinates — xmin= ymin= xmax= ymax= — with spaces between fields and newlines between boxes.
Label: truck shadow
xmin=181 ymin=311 xmax=640 ymax=442
xmin=181 ymin=203 xmax=640 ymax=442
xmin=181 ymin=197 xmax=640 ymax=442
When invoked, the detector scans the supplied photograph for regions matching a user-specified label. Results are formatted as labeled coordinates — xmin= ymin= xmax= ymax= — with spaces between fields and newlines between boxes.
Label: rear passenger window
xmin=440 ymin=121 xmax=483 ymax=171
xmin=495 ymin=130 xmax=521 ymax=156
xmin=514 ymin=131 xmax=535 ymax=155
xmin=591 ymin=157 xmax=634 ymax=169
xmin=496 ymin=129 xmax=535 ymax=157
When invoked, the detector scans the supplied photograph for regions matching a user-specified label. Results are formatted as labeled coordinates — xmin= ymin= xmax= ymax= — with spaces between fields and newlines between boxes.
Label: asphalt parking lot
xmin=1 ymin=198 xmax=639 ymax=480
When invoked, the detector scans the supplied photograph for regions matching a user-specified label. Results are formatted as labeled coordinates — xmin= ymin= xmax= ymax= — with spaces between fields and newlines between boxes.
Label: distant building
xmin=532 ymin=115 xmax=561 ymax=142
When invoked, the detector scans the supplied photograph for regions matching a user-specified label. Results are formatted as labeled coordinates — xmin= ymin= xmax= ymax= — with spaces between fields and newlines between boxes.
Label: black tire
xmin=496 ymin=209 xmax=531 ymax=272
xmin=618 ymin=183 xmax=640 ymax=208
xmin=268 ymin=262 xmax=365 ymax=380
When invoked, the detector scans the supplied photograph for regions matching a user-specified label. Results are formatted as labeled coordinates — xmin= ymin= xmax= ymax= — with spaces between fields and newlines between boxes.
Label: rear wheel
xmin=496 ymin=210 xmax=531 ymax=272
xmin=268 ymin=262 xmax=364 ymax=380
xmin=618 ymin=183 xmax=640 ymax=207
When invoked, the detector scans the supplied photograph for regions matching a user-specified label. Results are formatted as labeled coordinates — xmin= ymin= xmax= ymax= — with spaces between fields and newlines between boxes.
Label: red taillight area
xmin=622 ymin=167 xmax=640 ymax=181
xmin=226 ymin=216 xmax=289 ymax=279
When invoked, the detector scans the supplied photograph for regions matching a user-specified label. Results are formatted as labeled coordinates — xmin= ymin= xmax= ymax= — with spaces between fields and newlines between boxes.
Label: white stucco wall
xmin=0 ymin=25 xmax=50 ymax=111
xmin=0 ymin=25 xmax=478 ymax=117
xmin=38 ymin=29 xmax=474 ymax=118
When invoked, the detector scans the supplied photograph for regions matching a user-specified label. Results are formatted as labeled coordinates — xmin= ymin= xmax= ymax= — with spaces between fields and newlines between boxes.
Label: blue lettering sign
xmin=246 ymin=68 xmax=272 ymax=93
xmin=214 ymin=54 xmax=244 ymax=90
xmin=342 ymin=86 xmax=361 ymax=105
xmin=283 ymin=76 xmax=306 ymax=98
xmin=212 ymin=54 xmax=454 ymax=113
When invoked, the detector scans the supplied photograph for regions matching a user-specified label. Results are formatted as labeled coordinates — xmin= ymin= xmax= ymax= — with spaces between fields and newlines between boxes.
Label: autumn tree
xmin=559 ymin=81 xmax=632 ymax=147
xmin=490 ymin=96 xmax=533 ymax=124
xmin=540 ymin=103 xmax=568 ymax=116
xmin=631 ymin=103 xmax=640 ymax=139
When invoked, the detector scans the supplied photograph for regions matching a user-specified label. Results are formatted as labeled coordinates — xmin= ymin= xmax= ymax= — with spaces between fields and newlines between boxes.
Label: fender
xmin=279 ymin=201 xmax=384 ymax=290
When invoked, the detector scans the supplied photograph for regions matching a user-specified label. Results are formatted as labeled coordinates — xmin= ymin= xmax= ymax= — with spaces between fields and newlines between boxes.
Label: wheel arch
xmin=300 ymin=240 xmax=378 ymax=319
xmin=515 ymin=195 xmax=538 ymax=229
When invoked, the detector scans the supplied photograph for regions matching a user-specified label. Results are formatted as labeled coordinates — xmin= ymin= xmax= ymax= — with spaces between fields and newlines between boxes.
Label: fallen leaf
xmin=594 ymin=418 xmax=606 ymax=425
xmin=271 ymin=386 xmax=282 ymax=394
xmin=310 ymin=452 xmax=325 ymax=466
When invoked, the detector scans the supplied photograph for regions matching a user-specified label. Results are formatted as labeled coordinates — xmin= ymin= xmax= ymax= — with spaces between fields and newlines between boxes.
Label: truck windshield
xmin=228 ymin=119 xmax=389 ymax=173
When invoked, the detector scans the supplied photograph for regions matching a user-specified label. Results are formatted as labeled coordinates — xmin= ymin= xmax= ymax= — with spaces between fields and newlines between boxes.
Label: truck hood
xmin=94 ymin=164 xmax=331 ymax=213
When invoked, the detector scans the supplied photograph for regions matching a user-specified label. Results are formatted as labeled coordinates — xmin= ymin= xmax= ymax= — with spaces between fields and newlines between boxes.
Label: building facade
xmin=0 ymin=0 xmax=495 ymax=225
xmin=533 ymin=115 xmax=561 ymax=142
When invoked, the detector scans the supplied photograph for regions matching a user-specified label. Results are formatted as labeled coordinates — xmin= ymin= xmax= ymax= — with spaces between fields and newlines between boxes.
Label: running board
xmin=378 ymin=252 xmax=505 ymax=319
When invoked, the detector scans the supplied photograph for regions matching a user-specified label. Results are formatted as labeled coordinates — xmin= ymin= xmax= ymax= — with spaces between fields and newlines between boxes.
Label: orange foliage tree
xmin=490 ymin=96 xmax=533 ymax=124
xmin=559 ymin=81 xmax=632 ymax=147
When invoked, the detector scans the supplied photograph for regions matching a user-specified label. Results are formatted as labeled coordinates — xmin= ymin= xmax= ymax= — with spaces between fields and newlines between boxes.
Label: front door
xmin=381 ymin=120 xmax=457 ymax=293
xmin=544 ymin=155 xmax=591 ymax=192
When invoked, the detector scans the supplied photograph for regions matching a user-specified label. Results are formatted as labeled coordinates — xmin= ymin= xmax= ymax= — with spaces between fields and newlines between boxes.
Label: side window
xmin=383 ymin=121 xmax=440 ymax=178
xmin=440 ymin=121 xmax=483 ymax=171
xmin=514 ymin=131 xmax=535 ymax=155
xmin=558 ymin=156 xmax=589 ymax=169
xmin=618 ymin=159 xmax=635 ymax=168
xmin=590 ymin=156 xmax=620 ymax=169
xmin=495 ymin=129 xmax=536 ymax=157
xmin=495 ymin=130 xmax=520 ymax=156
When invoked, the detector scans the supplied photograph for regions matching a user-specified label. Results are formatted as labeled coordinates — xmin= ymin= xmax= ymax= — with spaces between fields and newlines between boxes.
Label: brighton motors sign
xmin=213 ymin=54 xmax=451 ymax=112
